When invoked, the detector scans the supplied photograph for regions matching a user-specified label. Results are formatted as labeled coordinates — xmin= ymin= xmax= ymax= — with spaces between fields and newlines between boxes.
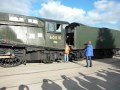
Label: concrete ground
xmin=0 ymin=57 xmax=120 ymax=90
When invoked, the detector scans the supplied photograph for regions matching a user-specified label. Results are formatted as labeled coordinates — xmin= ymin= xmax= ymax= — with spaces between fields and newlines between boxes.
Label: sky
xmin=0 ymin=0 xmax=120 ymax=30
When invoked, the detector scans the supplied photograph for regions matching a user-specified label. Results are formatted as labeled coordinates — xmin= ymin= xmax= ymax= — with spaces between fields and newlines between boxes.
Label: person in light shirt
xmin=64 ymin=43 xmax=70 ymax=62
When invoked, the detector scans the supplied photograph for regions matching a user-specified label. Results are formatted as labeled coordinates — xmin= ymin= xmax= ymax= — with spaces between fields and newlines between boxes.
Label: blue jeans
xmin=86 ymin=56 xmax=92 ymax=66
xmin=64 ymin=54 xmax=69 ymax=62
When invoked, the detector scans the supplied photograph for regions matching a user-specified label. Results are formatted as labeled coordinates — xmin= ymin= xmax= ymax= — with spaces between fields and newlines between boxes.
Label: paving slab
xmin=0 ymin=57 xmax=120 ymax=90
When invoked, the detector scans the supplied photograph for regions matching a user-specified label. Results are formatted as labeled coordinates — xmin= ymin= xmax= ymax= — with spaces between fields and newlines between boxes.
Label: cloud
xmin=90 ymin=0 xmax=120 ymax=24
xmin=0 ymin=0 xmax=34 ymax=15
xmin=39 ymin=0 xmax=120 ymax=30
xmin=0 ymin=0 xmax=120 ymax=30
xmin=39 ymin=1 xmax=86 ymax=23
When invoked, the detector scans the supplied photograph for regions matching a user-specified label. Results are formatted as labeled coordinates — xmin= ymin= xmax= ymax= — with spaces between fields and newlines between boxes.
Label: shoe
xmin=90 ymin=65 xmax=92 ymax=67
xmin=85 ymin=65 xmax=88 ymax=67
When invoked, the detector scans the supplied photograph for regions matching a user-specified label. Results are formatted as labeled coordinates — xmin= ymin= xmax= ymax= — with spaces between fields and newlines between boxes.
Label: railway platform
xmin=0 ymin=57 xmax=120 ymax=90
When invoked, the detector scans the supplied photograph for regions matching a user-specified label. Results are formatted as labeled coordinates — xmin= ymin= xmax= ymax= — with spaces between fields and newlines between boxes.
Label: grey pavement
xmin=0 ymin=57 xmax=120 ymax=90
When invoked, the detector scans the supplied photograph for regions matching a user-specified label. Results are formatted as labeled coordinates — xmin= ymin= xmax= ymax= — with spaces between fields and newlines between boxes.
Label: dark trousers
xmin=86 ymin=56 xmax=92 ymax=67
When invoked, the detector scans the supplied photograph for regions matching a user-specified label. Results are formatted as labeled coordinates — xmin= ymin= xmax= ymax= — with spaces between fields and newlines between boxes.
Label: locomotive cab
xmin=65 ymin=23 xmax=80 ymax=46
xmin=65 ymin=23 xmax=81 ymax=61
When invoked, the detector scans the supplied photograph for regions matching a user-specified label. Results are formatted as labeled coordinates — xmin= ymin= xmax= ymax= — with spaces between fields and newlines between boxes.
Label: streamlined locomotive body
xmin=0 ymin=12 xmax=120 ymax=67
xmin=0 ymin=12 xmax=69 ymax=67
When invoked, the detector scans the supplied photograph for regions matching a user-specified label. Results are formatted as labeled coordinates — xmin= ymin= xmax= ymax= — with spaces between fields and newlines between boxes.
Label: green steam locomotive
xmin=0 ymin=12 xmax=120 ymax=67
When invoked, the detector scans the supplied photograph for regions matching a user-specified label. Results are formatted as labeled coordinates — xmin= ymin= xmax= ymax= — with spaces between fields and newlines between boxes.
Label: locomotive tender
xmin=0 ymin=12 xmax=120 ymax=67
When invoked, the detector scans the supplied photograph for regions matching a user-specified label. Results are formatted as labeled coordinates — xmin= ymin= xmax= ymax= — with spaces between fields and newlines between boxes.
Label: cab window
xmin=47 ymin=22 xmax=55 ymax=32
xmin=47 ymin=22 xmax=62 ymax=33
xmin=56 ymin=24 xmax=61 ymax=33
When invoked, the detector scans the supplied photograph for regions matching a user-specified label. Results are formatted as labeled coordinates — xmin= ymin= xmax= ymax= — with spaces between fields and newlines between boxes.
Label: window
xmin=28 ymin=19 xmax=38 ymax=24
xmin=47 ymin=22 xmax=55 ymax=32
xmin=9 ymin=16 xmax=24 ymax=22
xmin=56 ymin=24 xmax=61 ymax=32
xmin=47 ymin=22 xmax=63 ymax=33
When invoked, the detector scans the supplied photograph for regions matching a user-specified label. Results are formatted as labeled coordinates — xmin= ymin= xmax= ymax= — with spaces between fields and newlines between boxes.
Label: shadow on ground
xmin=41 ymin=79 xmax=62 ymax=90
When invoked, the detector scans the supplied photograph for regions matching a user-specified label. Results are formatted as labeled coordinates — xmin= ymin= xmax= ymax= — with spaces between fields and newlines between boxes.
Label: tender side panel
xmin=75 ymin=25 xmax=120 ymax=49
xmin=75 ymin=25 xmax=98 ymax=49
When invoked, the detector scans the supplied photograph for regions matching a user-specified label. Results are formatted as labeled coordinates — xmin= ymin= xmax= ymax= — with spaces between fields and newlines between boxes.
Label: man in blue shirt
xmin=84 ymin=41 xmax=93 ymax=67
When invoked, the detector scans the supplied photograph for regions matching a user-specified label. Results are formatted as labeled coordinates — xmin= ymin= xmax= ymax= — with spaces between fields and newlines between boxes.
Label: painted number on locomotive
xmin=49 ymin=36 xmax=62 ymax=40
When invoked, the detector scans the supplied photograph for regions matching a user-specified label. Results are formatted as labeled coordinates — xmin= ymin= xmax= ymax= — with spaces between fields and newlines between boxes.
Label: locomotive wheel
xmin=0 ymin=48 xmax=25 ymax=67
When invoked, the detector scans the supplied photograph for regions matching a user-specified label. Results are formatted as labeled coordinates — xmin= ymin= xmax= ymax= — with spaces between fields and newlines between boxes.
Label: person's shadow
xmin=41 ymin=79 xmax=62 ymax=90
xmin=0 ymin=87 xmax=6 ymax=90
xmin=19 ymin=84 xmax=29 ymax=90
xmin=61 ymin=75 xmax=84 ymax=90
xmin=96 ymin=70 xmax=120 ymax=90
xmin=76 ymin=72 xmax=102 ymax=90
